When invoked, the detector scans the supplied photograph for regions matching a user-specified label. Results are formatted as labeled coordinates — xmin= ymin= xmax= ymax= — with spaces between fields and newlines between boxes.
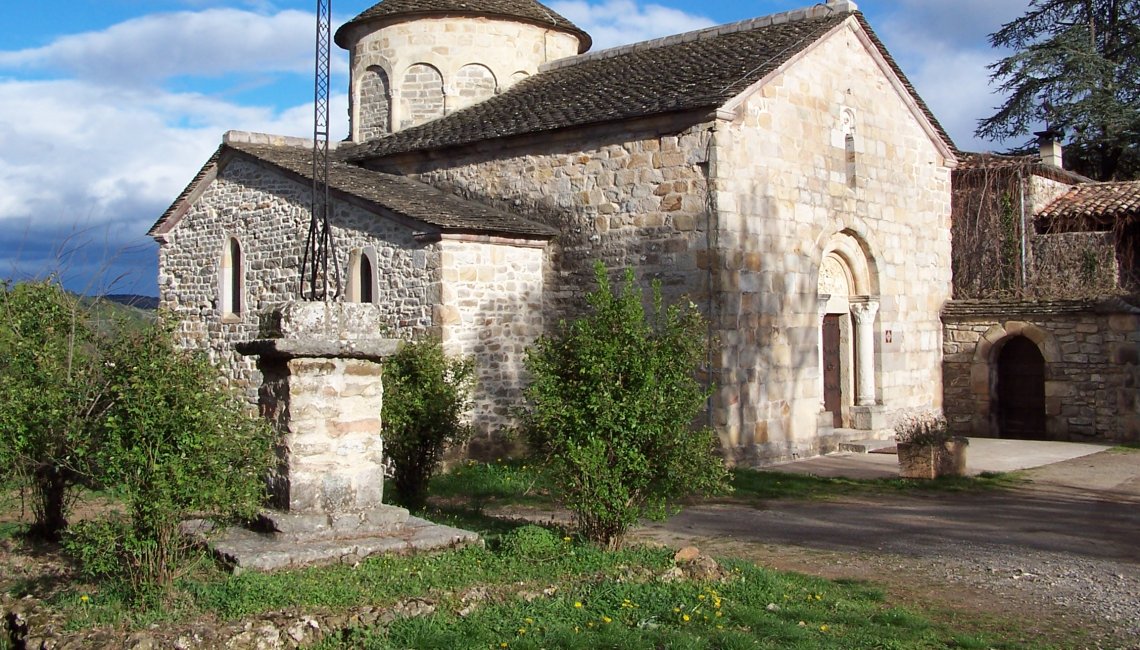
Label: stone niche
xmin=200 ymin=301 xmax=479 ymax=571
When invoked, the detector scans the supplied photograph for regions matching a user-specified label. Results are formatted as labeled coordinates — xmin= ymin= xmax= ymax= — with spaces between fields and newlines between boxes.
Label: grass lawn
xmin=0 ymin=461 xmax=1073 ymax=649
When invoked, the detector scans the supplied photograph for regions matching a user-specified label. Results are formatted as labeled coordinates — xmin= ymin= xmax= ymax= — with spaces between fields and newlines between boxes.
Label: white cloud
xmin=0 ymin=8 xmax=321 ymax=86
xmin=0 ymin=78 xmax=346 ymax=226
xmin=550 ymin=0 xmax=716 ymax=50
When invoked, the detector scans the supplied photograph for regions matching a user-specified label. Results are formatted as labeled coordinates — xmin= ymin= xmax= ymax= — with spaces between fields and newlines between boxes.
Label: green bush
xmin=87 ymin=321 xmax=272 ymax=600
xmin=382 ymin=338 xmax=474 ymax=511
xmin=0 ymin=280 xmax=110 ymax=540
xmin=523 ymin=263 xmax=731 ymax=550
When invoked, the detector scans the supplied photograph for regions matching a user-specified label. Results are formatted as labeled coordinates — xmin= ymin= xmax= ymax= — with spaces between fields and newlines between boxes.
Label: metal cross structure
xmin=300 ymin=0 xmax=340 ymax=301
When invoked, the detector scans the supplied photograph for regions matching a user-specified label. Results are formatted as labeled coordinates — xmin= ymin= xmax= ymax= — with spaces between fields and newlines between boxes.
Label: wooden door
xmin=823 ymin=315 xmax=842 ymax=427
xmin=997 ymin=336 xmax=1047 ymax=440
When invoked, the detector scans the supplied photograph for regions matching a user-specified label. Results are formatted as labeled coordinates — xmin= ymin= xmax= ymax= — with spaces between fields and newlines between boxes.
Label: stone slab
xmin=839 ymin=437 xmax=897 ymax=453
xmin=185 ymin=517 xmax=482 ymax=572
xmin=236 ymin=338 xmax=401 ymax=361
xmin=254 ymin=506 xmax=410 ymax=541
xmin=764 ymin=438 xmax=1113 ymax=479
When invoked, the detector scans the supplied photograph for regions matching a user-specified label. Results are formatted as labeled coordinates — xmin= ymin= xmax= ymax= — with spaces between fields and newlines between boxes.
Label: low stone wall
xmin=943 ymin=299 xmax=1140 ymax=442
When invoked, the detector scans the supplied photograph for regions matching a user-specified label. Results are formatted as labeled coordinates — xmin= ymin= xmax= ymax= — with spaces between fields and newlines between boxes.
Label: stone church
xmin=150 ymin=0 xmax=960 ymax=464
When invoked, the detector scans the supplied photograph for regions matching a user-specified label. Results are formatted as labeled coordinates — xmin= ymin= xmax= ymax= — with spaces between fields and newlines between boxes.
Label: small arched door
xmin=996 ymin=336 xmax=1047 ymax=440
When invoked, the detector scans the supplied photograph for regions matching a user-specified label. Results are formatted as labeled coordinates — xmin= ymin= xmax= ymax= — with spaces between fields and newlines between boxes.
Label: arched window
xmin=220 ymin=236 xmax=243 ymax=316
xmin=347 ymin=247 xmax=378 ymax=303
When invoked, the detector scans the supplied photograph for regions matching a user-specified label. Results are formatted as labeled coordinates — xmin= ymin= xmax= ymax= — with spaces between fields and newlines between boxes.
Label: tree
xmin=91 ymin=321 xmax=272 ymax=598
xmin=977 ymin=0 xmax=1140 ymax=181
xmin=0 ymin=280 xmax=110 ymax=540
xmin=523 ymin=263 xmax=730 ymax=550
xmin=382 ymin=338 xmax=474 ymax=511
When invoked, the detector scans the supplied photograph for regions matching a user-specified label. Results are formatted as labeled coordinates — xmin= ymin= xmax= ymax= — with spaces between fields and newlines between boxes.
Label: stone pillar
xmin=257 ymin=354 xmax=391 ymax=513
xmin=851 ymin=299 xmax=879 ymax=407
xmin=817 ymin=295 xmax=831 ymax=411
xmin=237 ymin=301 xmax=402 ymax=526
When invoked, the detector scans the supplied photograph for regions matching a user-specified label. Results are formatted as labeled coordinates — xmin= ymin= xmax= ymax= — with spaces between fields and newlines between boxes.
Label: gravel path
xmin=633 ymin=450 xmax=1140 ymax=648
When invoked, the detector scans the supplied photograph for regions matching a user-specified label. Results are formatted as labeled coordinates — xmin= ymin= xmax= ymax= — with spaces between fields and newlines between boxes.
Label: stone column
xmin=851 ymin=299 xmax=879 ymax=406
xmin=817 ymin=295 xmax=831 ymax=411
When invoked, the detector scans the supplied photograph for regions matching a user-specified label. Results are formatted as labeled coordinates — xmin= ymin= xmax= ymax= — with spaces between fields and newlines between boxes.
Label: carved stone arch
xmin=399 ymin=62 xmax=445 ymax=130
xmin=973 ymin=321 xmax=1062 ymax=366
xmin=451 ymin=63 xmax=497 ymax=111
xmin=816 ymin=228 xmax=879 ymax=298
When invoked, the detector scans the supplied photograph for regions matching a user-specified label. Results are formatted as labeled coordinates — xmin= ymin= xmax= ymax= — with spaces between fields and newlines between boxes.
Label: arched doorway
xmin=995 ymin=336 xmax=1047 ymax=440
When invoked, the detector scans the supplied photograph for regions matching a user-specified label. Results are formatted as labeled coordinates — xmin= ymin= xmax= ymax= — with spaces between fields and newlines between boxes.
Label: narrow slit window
xmin=221 ymin=236 xmax=244 ymax=316
xmin=348 ymin=247 xmax=378 ymax=303
xmin=845 ymin=133 xmax=857 ymax=189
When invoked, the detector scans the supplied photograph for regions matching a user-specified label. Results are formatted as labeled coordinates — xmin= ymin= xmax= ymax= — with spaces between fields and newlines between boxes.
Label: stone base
xmin=851 ymin=405 xmax=889 ymax=430
xmin=253 ymin=506 xmax=410 ymax=541
xmin=184 ymin=515 xmax=482 ymax=572
xmin=897 ymin=438 xmax=969 ymax=479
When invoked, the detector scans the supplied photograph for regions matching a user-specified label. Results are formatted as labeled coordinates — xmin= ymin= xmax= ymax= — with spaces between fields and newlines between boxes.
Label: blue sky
xmin=0 ymin=0 xmax=1030 ymax=296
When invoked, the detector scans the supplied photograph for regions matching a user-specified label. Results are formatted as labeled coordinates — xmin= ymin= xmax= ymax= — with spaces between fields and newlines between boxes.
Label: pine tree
xmin=976 ymin=0 xmax=1140 ymax=180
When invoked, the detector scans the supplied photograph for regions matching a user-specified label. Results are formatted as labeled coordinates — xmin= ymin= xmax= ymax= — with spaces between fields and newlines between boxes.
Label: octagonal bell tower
xmin=335 ymin=0 xmax=592 ymax=142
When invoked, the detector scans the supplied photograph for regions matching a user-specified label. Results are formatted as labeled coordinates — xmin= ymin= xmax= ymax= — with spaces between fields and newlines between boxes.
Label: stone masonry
xmin=344 ymin=16 xmax=581 ymax=140
xmin=378 ymin=17 xmax=954 ymax=462
xmin=943 ymin=301 xmax=1140 ymax=443
xmin=157 ymin=151 xmax=437 ymax=402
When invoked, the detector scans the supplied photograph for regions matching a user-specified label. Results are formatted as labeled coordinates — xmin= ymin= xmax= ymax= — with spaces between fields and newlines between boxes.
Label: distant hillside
xmin=102 ymin=294 xmax=159 ymax=310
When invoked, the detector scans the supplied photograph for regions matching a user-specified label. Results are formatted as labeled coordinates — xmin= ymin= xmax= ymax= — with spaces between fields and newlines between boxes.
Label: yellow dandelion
xmin=563 ymin=537 xmax=572 ymax=542
xmin=682 ymin=614 xmax=691 ymax=622
xmin=820 ymin=624 xmax=829 ymax=632
xmin=673 ymin=607 xmax=681 ymax=613
xmin=602 ymin=616 xmax=612 ymax=624
xmin=698 ymin=594 xmax=706 ymax=601
xmin=500 ymin=644 xmax=508 ymax=648
xmin=80 ymin=595 xmax=90 ymax=603
xmin=574 ymin=601 xmax=583 ymax=609
xmin=715 ymin=611 xmax=723 ymax=618
xmin=517 ymin=628 xmax=526 ymax=635
xmin=587 ymin=621 xmax=594 ymax=628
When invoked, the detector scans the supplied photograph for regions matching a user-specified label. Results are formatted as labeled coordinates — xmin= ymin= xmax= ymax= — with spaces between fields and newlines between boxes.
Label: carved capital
xmin=850 ymin=299 xmax=879 ymax=324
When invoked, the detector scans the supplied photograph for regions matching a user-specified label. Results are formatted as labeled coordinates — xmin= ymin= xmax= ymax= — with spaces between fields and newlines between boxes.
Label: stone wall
xmin=157 ymin=154 xmax=438 ymax=399
xmin=347 ymin=16 xmax=581 ymax=140
xmin=943 ymin=300 xmax=1140 ymax=443
xmin=438 ymin=236 xmax=546 ymax=442
xmin=709 ymin=21 xmax=953 ymax=460
xmin=358 ymin=66 xmax=391 ymax=141
xmin=398 ymin=120 xmax=715 ymax=323
xmin=400 ymin=63 xmax=446 ymax=130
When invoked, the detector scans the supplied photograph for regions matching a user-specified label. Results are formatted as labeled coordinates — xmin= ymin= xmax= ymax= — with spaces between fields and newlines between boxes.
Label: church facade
xmin=151 ymin=0 xmax=959 ymax=463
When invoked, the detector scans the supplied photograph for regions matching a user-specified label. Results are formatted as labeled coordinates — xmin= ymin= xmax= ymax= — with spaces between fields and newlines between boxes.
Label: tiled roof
xmin=344 ymin=10 xmax=955 ymax=163
xmin=1038 ymin=181 xmax=1140 ymax=226
xmin=955 ymin=152 xmax=1092 ymax=184
xmin=149 ymin=141 xmax=557 ymax=239
xmin=148 ymin=147 xmax=222 ymax=237
xmin=335 ymin=0 xmax=590 ymax=51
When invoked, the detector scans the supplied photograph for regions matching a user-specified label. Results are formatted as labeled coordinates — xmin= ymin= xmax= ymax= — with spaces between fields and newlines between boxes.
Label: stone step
xmin=254 ymin=506 xmax=411 ymax=541
xmin=839 ymin=436 xmax=898 ymax=454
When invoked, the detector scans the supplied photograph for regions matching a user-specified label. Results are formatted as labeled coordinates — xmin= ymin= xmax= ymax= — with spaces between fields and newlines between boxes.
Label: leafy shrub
xmin=382 ymin=338 xmax=474 ymax=511
xmin=499 ymin=524 xmax=563 ymax=559
xmin=523 ymin=263 xmax=731 ymax=549
xmin=88 ymin=321 xmax=272 ymax=600
xmin=0 ymin=280 xmax=110 ymax=540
